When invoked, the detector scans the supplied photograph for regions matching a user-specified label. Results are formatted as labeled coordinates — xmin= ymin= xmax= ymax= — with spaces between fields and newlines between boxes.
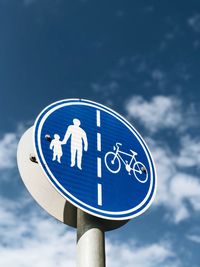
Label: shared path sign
xmin=34 ymin=99 xmax=156 ymax=220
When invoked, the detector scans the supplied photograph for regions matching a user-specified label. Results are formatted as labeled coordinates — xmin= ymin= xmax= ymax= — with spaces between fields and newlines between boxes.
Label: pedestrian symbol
xmin=34 ymin=99 xmax=156 ymax=220
xmin=61 ymin=118 xmax=88 ymax=170
xmin=50 ymin=134 xmax=63 ymax=163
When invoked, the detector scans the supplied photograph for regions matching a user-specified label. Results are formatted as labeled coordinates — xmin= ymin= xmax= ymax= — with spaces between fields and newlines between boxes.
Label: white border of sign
xmin=34 ymin=99 xmax=157 ymax=220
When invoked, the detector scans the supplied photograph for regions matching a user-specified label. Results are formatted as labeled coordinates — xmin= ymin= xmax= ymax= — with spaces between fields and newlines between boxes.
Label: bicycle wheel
xmin=133 ymin=161 xmax=148 ymax=183
xmin=104 ymin=152 xmax=121 ymax=174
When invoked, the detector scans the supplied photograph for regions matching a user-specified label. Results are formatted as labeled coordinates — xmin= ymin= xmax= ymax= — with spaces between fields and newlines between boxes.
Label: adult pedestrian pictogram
xmin=62 ymin=118 xmax=88 ymax=170
xmin=34 ymin=99 xmax=156 ymax=220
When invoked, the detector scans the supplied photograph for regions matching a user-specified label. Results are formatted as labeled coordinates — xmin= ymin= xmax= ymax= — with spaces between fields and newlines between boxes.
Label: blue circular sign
xmin=34 ymin=99 xmax=156 ymax=220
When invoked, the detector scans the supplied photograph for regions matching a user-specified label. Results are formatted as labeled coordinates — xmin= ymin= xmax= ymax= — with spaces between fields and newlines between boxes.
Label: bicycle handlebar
xmin=116 ymin=142 xmax=122 ymax=147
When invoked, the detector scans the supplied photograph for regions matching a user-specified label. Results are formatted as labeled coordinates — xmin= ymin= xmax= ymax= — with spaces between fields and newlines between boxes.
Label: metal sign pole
xmin=77 ymin=209 xmax=105 ymax=267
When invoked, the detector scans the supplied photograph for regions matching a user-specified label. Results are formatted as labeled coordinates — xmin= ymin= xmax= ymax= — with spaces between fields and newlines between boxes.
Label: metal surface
xmin=17 ymin=126 xmax=129 ymax=231
xmin=17 ymin=126 xmax=77 ymax=227
xmin=33 ymin=99 xmax=157 ymax=220
xmin=77 ymin=209 xmax=105 ymax=267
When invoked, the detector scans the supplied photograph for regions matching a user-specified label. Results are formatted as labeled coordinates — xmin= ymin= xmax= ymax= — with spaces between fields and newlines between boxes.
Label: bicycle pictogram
xmin=104 ymin=143 xmax=148 ymax=183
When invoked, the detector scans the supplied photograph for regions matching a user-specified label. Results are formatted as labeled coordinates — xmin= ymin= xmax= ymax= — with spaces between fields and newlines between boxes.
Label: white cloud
xmin=187 ymin=234 xmax=200 ymax=244
xmin=107 ymin=240 xmax=179 ymax=267
xmin=125 ymin=94 xmax=200 ymax=223
xmin=0 ymin=197 xmax=76 ymax=267
xmin=0 ymin=133 xmax=18 ymax=169
xmin=0 ymin=196 xmax=179 ymax=267
xmin=170 ymin=173 xmax=200 ymax=222
xmin=177 ymin=135 xmax=200 ymax=168
xmin=170 ymin=174 xmax=200 ymax=201
xmin=0 ymin=123 xmax=30 ymax=170
xmin=148 ymin=138 xmax=200 ymax=223
xmin=126 ymin=95 xmax=182 ymax=133
xmin=147 ymin=140 xmax=176 ymax=206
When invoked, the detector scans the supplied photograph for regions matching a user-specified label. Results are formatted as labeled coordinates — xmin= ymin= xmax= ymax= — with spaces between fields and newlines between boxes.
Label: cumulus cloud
xmin=148 ymin=138 xmax=200 ymax=223
xmin=186 ymin=226 xmax=200 ymax=244
xmin=0 ymin=133 xmax=18 ymax=169
xmin=0 ymin=123 xmax=29 ymax=170
xmin=107 ymin=239 xmax=179 ymax=267
xmin=126 ymin=95 xmax=182 ymax=133
xmin=125 ymin=95 xmax=200 ymax=223
xmin=187 ymin=234 xmax=200 ymax=244
xmin=176 ymin=135 xmax=200 ymax=168
xmin=0 ymin=197 xmax=76 ymax=267
xmin=170 ymin=173 xmax=200 ymax=221
xmin=0 ymin=196 xmax=179 ymax=267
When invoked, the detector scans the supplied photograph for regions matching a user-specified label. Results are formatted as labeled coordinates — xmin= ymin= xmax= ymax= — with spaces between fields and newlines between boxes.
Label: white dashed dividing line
xmin=97 ymin=157 xmax=102 ymax=178
xmin=97 ymin=184 xmax=102 ymax=206
xmin=96 ymin=110 xmax=101 ymax=127
xmin=96 ymin=110 xmax=102 ymax=206
xmin=97 ymin=133 xmax=101 ymax=151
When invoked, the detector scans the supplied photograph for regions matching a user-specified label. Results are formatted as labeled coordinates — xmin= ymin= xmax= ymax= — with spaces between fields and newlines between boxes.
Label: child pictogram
xmin=50 ymin=134 xmax=63 ymax=163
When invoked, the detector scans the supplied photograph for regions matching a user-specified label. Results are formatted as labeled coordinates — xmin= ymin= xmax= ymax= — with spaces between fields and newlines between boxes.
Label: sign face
xmin=34 ymin=99 xmax=156 ymax=220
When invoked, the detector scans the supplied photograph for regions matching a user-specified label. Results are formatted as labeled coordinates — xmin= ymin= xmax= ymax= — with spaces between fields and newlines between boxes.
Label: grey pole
xmin=77 ymin=208 xmax=105 ymax=267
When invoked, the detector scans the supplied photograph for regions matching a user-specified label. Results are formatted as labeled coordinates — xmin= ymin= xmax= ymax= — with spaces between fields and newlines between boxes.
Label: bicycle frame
xmin=113 ymin=144 xmax=136 ymax=168
xmin=105 ymin=143 xmax=148 ymax=182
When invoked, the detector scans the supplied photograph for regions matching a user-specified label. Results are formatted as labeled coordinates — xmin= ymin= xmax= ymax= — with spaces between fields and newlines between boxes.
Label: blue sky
xmin=0 ymin=0 xmax=200 ymax=266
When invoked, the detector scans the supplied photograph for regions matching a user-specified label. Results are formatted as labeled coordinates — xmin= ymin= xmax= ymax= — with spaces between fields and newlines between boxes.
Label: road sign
xmin=34 ymin=99 xmax=156 ymax=220
xmin=17 ymin=127 xmax=128 ymax=230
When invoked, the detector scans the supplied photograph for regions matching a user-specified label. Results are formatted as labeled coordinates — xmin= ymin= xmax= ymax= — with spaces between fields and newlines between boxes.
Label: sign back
xmin=34 ymin=99 xmax=156 ymax=220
